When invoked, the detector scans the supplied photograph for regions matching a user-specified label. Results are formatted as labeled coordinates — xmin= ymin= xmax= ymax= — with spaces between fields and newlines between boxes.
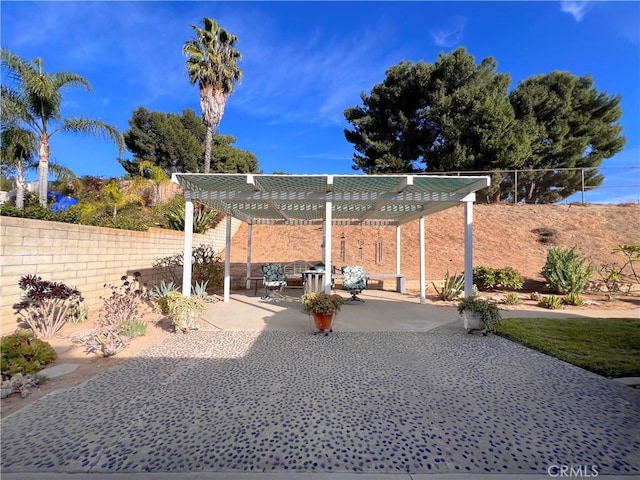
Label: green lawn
xmin=493 ymin=317 xmax=640 ymax=378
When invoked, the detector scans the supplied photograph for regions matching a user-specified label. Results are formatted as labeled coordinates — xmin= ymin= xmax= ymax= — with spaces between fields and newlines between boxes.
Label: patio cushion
xmin=343 ymin=265 xmax=367 ymax=291
xmin=263 ymin=262 xmax=287 ymax=288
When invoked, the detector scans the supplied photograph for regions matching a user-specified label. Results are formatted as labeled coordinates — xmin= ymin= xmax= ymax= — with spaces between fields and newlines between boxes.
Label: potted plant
xmin=165 ymin=291 xmax=206 ymax=333
xmin=300 ymin=292 xmax=345 ymax=332
xmin=456 ymin=296 xmax=501 ymax=335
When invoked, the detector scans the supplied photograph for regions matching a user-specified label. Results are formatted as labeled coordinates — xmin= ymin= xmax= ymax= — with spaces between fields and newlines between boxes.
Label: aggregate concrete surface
xmin=2 ymin=326 xmax=639 ymax=477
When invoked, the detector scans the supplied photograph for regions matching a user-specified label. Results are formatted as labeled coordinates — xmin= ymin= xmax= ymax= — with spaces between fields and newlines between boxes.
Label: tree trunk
xmin=16 ymin=161 xmax=25 ymax=210
xmin=38 ymin=134 xmax=51 ymax=207
xmin=204 ymin=127 xmax=212 ymax=174
xmin=199 ymin=86 xmax=226 ymax=174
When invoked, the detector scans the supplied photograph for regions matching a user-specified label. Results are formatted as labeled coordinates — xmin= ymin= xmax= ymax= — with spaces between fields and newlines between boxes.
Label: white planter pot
xmin=461 ymin=310 xmax=484 ymax=332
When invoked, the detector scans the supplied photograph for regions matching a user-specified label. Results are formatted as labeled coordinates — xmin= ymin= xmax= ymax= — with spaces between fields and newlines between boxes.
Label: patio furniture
xmin=302 ymin=270 xmax=326 ymax=294
xmin=342 ymin=265 xmax=368 ymax=303
xmin=261 ymin=262 xmax=287 ymax=301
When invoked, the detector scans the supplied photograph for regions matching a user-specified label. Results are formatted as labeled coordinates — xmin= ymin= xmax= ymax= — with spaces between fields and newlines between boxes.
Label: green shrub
xmin=563 ymin=292 xmax=584 ymax=306
xmin=150 ymin=280 xmax=179 ymax=314
xmin=431 ymin=271 xmax=464 ymax=300
xmin=504 ymin=292 xmax=521 ymax=305
xmin=1 ymin=330 xmax=57 ymax=381
xmin=118 ymin=320 xmax=148 ymax=337
xmin=541 ymin=246 xmax=594 ymax=294
xmin=539 ymin=295 xmax=563 ymax=309
xmin=0 ymin=203 xmax=79 ymax=224
xmin=165 ymin=291 xmax=206 ymax=333
xmin=473 ymin=266 xmax=524 ymax=290
xmin=473 ymin=266 xmax=496 ymax=290
xmin=495 ymin=267 xmax=524 ymax=290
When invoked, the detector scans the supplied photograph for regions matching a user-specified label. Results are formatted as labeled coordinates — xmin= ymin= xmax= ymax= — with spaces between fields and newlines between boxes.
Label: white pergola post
xmin=224 ymin=214 xmax=232 ymax=302
xmin=246 ymin=223 xmax=253 ymax=289
xmin=324 ymin=201 xmax=333 ymax=294
xmin=396 ymin=225 xmax=401 ymax=274
xmin=181 ymin=197 xmax=194 ymax=297
xmin=464 ymin=197 xmax=474 ymax=298
xmin=419 ymin=216 xmax=425 ymax=304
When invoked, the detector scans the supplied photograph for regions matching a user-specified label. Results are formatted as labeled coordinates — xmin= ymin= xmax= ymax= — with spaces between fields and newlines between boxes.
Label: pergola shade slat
xmin=173 ymin=173 xmax=490 ymax=226
xmin=171 ymin=173 xmax=491 ymax=303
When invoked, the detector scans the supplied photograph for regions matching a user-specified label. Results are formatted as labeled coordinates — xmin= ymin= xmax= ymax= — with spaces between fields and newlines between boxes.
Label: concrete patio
xmin=1 ymin=289 xmax=639 ymax=479
xmin=199 ymin=289 xmax=461 ymax=333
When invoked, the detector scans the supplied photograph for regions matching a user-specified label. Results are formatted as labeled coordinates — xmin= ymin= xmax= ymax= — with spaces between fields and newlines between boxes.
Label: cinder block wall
xmin=0 ymin=216 xmax=241 ymax=334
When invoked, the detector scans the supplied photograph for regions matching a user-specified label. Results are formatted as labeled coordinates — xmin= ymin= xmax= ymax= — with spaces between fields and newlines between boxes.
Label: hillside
xmin=228 ymin=203 xmax=640 ymax=289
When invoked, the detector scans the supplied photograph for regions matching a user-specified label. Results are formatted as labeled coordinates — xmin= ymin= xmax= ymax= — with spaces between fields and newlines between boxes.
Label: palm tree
xmin=1 ymin=48 xmax=124 ymax=207
xmin=0 ymin=126 xmax=36 ymax=209
xmin=101 ymin=180 xmax=145 ymax=219
xmin=183 ymin=17 xmax=242 ymax=173
xmin=138 ymin=160 xmax=170 ymax=204
xmin=1 ymin=125 xmax=83 ymax=209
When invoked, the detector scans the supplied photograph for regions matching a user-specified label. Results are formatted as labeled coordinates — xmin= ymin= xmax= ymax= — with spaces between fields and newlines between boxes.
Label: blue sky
xmin=2 ymin=1 xmax=639 ymax=203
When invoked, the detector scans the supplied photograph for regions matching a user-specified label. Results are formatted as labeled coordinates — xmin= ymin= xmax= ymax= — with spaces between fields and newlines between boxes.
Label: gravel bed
xmin=2 ymin=329 xmax=639 ymax=475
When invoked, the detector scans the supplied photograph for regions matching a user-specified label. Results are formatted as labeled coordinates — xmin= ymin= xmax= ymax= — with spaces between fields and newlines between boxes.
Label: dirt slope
xmin=228 ymin=204 xmax=640 ymax=285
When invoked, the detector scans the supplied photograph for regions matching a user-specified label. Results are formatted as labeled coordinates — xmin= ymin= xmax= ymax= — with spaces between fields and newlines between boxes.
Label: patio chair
xmin=261 ymin=262 xmax=287 ymax=301
xmin=342 ymin=265 xmax=367 ymax=303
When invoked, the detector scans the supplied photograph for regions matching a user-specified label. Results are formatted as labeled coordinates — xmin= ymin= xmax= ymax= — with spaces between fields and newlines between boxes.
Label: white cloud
xmin=228 ymin=16 xmax=398 ymax=128
xmin=560 ymin=1 xmax=589 ymax=22
xmin=429 ymin=17 xmax=466 ymax=48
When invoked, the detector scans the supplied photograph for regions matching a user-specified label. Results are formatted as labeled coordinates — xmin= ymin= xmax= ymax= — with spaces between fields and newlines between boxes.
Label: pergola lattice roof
xmin=171 ymin=173 xmax=491 ymax=226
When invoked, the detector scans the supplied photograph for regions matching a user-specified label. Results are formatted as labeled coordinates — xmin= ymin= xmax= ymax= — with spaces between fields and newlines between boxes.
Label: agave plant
xmin=432 ymin=271 xmax=464 ymax=301
xmin=166 ymin=202 xmax=218 ymax=234
xmin=539 ymin=295 xmax=563 ymax=309
xmin=149 ymin=280 xmax=178 ymax=300
xmin=503 ymin=292 xmax=521 ymax=305
xmin=191 ymin=280 xmax=217 ymax=302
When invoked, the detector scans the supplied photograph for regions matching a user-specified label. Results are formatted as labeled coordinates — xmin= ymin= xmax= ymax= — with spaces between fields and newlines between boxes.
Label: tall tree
xmin=344 ymin=48 xmax=530 ymax=179
xmin=120 ymin=107 xmax=204 ymax=174
xmin=183 ymin=17 xmax=242 ymax=173
xmin=345 ymin=48 xmax=625 ymax=203
xmin=120 ymin=107 xmax=259 ymax=176
xmin=1 ymin=125 xmax=82 ymax=208
xmin=0 ymin=126 xmax=36 ymax=209
xmin=208 ymin=133 xmax=259 ymax=173
xmin=1 ymin=49 xmax=124 ymax=207
xmin=508 ymin=72 xmax=625 ymax=203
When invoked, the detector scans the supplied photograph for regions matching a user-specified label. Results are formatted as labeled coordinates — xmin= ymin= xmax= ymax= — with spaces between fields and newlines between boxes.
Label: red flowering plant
xmin=13 ymin=274 xmax=84 ymax=339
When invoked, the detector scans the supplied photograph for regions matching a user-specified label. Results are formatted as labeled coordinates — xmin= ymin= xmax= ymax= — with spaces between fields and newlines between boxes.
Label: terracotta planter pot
xmin=312 ymin=312 xmax=334 ymax=331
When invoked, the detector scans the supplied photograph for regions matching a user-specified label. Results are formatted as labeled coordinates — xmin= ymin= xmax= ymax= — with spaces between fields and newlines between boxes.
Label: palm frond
xmin=58 ymin=117 xmax=124 ymax=152
xmin=182 ymin=17 xmax=242 ymax=94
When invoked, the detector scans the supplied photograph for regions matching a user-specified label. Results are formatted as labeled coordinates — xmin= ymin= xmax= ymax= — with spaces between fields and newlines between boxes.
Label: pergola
xmin=171 ymin=173 xmax=490 ymax=304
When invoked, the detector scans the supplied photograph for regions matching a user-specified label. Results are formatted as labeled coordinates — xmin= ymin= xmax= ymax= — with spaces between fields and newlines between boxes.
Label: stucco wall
xmin=0 ymin=216 xmax=241 ymax=334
